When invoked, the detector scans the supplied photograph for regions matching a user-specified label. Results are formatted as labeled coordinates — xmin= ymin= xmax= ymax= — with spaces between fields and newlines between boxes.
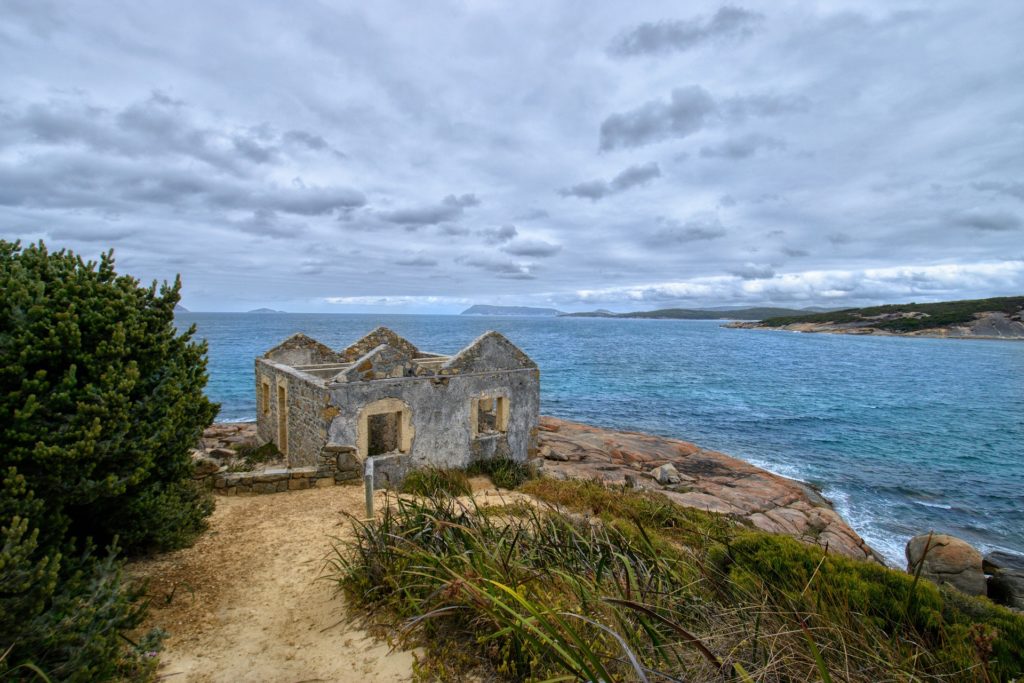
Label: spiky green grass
xmin=329 ymin=480 xmax=1024 ymax=682
xmin=400 ymin=467 xmax=472 ymax=498
xmin=466 ymin=457 xmax=533 ymax=490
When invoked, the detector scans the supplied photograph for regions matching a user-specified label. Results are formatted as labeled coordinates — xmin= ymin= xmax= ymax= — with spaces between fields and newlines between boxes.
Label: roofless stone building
xmin=255 ymin=327 xmax=540 ymax=487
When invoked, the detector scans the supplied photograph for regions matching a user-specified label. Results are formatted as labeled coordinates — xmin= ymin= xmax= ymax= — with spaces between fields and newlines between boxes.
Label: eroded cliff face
xmin=725 ymin=309 xmax=1024 ymax=339
xmin=535 ymin=416 xmax=882 ymax=563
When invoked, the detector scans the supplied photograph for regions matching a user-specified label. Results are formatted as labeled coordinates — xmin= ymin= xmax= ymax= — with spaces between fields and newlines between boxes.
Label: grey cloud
xmin=235 ymin=209 xmax=306 ymax=239
xmin=560 ymin=179 xmax=610 ymax=201
xmin=974 ymin=181 xmax=1024 ymax=201
xmin=650 ymin=216 xmax=727 ymax=244
xmin=231 ymin=134 xmax=278 ymax=164
xmin=283 ymin=130 xmax=327 ymax=149
xmin=952 ymin=210 xmax=1021 ymax=232
xmin=599 ymin=86 xmax=715 ymax=150
xmin=608 ymin=7 xmax=763 ymax=57
xmin=610 ymin=162 xmax=661 ymax=191
xmin=515 ymin=208 xmax=549 ymax=221
xmin=782 ymin=247 xmax=810 ymax=258
xmin=719 ymin=194 xmax=738 ymax=207
xmin=49 ymin=224 xmax=138 ymax=242
xmin=299 ymin=258 xmax=329 ymax=275
xmin=480 ymin=224 xmax=518 ymax=244
xmin=283 ymin=129 xmax=347 ymax=159
xmin=828 ymin=232 xmax=853 ymax=245
xmin=560 ymin=162 xmax=662 ymax=201
xmin=395 ymin=254 xmax=438 ymax=267
xmin=0 ymin=151 xmax=364 ymax=218
xmin=730 ymin=262 xmax=776 ymax=279
xmin=457 ymin=254 xmax=535 ymax=279
xmin=723 ymin=93 xmax=810 ymax=120
xmin=9 ymin=93 xmax=345 ymax=178
xmin=379 ymin=193 xmax=480 ymax=226
xmin=700 ymin=134 xmax=785 ymax=159
xmin=501 ymin=238 xmax=562 ymax=257
xmin=259 ymin=186 xmax=365 ymax=215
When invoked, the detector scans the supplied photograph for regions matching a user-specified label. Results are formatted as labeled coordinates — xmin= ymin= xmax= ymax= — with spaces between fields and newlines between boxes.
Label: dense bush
xmin=0 ymin=240 xmax=218 ymax=679
xmin=333 ymin=480 xmax=1024 ymax=682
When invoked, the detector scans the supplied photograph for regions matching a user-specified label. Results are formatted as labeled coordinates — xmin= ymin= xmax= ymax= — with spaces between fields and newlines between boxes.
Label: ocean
xmin=176 ymin=312 xmax=1024 ymax=567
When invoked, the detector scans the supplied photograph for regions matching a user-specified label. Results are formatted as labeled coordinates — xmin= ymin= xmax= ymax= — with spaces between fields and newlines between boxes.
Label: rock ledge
xmin=535 ymin=416 xmax=880 ymax=562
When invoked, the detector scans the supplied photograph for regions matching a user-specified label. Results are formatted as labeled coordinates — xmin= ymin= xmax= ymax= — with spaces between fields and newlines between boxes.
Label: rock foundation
xmin=192 ymin=423 xmax=361 ymax=496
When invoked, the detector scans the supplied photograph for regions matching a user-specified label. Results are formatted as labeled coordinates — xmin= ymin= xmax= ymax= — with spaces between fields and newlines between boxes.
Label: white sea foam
xmin=914 ymin=501 xmax=953 ymax=510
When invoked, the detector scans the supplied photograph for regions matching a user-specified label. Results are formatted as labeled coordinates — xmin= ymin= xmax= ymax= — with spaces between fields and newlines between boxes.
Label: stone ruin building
xmin=255 ymin=327 xmax=540 ymax=487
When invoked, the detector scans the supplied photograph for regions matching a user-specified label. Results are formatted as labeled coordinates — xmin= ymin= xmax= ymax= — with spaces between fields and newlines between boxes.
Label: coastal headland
xmin=724 ymin=295 xmax=1024 ymax=339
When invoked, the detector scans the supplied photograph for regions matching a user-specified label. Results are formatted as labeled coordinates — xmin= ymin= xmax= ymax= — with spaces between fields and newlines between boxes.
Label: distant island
xmin=724 ymin=296 xmax=1024 ymax=339
xmin=461 ymin=305 xmax=564 ymax=316
xmin=247 ymin=307 xmax=288 ymax=314
xmin=562 ymin=306 xmax=818 ymax=320
xmin=174 ymin=303 xmax=189 ymax=312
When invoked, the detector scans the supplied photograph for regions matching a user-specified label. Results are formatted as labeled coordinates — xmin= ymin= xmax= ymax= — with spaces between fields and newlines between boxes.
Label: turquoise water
xmin=177 ymin=313 xmax=1024 ymax=566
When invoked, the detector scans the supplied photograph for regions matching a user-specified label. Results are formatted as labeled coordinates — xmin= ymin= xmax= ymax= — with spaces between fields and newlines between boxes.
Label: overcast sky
xmin=2 ymin=1 xmax=1023 ymax=312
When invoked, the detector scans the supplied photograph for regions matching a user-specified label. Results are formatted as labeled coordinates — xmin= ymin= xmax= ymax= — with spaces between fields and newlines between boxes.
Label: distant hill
xmin=174 ymin=304 xmax=189 ymax=312
xmin=461 ymin=305 xmax=564 ymax=316
xmin=247 ymin=308 xmax=288 ymax=314
xmin=725 ymin=296 xmax=1024 ymax=339
xmin=561 ymin=307 xmax=814 ymax=320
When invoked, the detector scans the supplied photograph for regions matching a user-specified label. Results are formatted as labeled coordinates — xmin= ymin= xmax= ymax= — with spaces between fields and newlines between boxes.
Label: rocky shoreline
xmin=534 ymin=416 xmax=880 ymax=562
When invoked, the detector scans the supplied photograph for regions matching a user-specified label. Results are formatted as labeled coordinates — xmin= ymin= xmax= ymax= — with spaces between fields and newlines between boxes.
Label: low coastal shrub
xmin=332 ymin=481 xmax=1024 ymax=682
xmin=233 ymin=441 xmax=281 ymax=465
xmin=466 ymin=456 xmax=532 ymax=489
xmin=0 ymin=240 xmax=217 ymax=679
xmin=400 ymin=467 xmax=472 ymax=497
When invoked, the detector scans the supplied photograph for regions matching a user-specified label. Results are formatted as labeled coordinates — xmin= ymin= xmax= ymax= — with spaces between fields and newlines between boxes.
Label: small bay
xmin=177 ymin=312 xmax=1024 ymax=566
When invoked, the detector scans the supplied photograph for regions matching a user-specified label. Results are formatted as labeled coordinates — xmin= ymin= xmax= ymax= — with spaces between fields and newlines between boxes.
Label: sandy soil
xmin=129 ymin=484 xmax=417 ymax=683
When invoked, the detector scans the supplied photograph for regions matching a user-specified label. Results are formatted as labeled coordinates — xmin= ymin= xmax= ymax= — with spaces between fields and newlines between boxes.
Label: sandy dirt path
xmin=129 ymin=485 xmax=416 ymax=683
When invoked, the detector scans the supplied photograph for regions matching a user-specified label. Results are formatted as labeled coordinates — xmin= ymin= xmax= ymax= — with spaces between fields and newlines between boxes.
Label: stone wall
xmin=326 ymin=366 xmax=540 ymax=479
xmin=255 ymin=360 xmax=332 ymax=467
xmin=256 ymin=357 xmax=543 ymax=476
xmin=209 ymin=466 xmax=357 ymax=496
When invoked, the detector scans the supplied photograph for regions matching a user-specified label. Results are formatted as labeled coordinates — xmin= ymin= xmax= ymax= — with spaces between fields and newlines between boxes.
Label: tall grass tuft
xmin=466 ymin=457 xmax=533 ymax=489
xmin=399 ymin=467 xmax=472 ymax=498
xmin=329 ymin=480 xmax=1024 ymax=682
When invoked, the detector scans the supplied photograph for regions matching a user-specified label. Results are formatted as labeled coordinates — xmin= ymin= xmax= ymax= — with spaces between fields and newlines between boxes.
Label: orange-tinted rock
xmin=536 ymin=416 xmax=880 ymax=563
xmin=906 ymin=534 xmax=986 ymax=595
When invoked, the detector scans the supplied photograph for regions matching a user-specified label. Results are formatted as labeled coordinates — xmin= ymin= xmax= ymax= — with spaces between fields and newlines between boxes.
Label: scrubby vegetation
xmin=759 ymin=295 xmax=1024 ymax=332
xmin=332 ymin=479 xmax=1024 ymax=682
xmin=401 ymin=458 xmax=533 ymax=498
xmin=1 ymin=241 xmax=217 ymax=679
xmin=400 ymin=467 xmax=472 ymax=497
xmin=466 ymin=456 xmax=533 ymax=489
xmin=233 ymin=441 xmax=282 ymax=466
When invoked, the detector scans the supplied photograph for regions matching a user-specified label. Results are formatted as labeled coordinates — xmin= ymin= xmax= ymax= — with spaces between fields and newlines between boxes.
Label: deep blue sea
xmin=176 ymin=312 xmax=1024 ymax=566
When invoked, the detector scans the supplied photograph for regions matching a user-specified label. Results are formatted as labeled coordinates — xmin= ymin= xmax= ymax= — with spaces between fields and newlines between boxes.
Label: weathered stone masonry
xmin=253 ymin=327 xmax=540 ymax=489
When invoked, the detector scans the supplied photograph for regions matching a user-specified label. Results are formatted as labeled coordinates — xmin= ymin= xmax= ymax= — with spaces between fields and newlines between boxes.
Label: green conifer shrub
xmin=0 ymin=240 xmax=218 ymax=678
